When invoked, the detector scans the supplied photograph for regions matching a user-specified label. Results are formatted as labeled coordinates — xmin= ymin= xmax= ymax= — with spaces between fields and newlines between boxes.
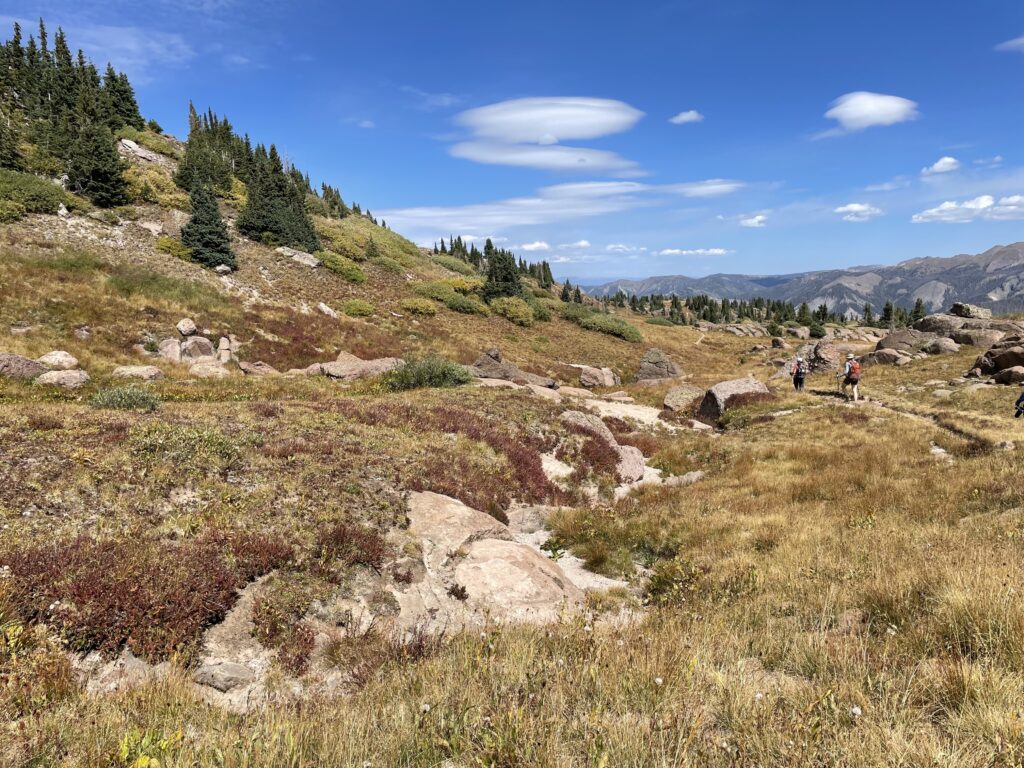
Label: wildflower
xmin=420 ymin=703 xmax=431 ymax=714
xmin=616 ymin=639 xmax=624 ymax=647
xmin=654 ymin=677 xmax=663 ymax=686
xmin=850 ymin=705 xmax=862 ymax=718
xmin=584 ymin=624 xmax=592 ymax=633
xmin=754 ymin=692 xmax=764 ymax=701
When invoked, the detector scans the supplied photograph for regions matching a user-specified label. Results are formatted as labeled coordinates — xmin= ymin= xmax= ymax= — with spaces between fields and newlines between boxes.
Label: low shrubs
xmin=444 ymin=292 xmax=489 ymax=315
xmin=128 ymin=421 xmax=239 ymax=473
xmin=115 ymin=126 xmax=180 ymax=158
xmin=0 ymin=169 xmax=78 ymax=219
xmin=491 ymin=296 xmax=535 ymax=327
xmin=342 ymin=299 xmax=374 ymax=317
xmin=313 ymin=523 xmax=390 ymax=580
xmin=433 ymin=254 xmax=477 ymax=275
xmin=561 ymin=304 xmax=643 ymax=341
xmin=155 ymin=236 xmax=192 ymax=261
xmin=89 ymin=386 xmax=160 ymax=413
xmin=372 ymin=256 xmax=403 ymax=273
xmin=318 ymin=251 xmax=367 ymax=284
xmin=400 ymin=298 xmax=438 ymax=316
xmin=383 ymin=356 xmax=472 ymax=391
xmin=646 ymin=316 xmax=674 ymax=327
xmin=124 ymin=164 xmax=190 ymax=209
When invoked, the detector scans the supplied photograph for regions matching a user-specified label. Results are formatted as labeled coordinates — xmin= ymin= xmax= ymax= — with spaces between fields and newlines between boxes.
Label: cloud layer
xmin=912 ymin=195 xmax=1024 ymax=223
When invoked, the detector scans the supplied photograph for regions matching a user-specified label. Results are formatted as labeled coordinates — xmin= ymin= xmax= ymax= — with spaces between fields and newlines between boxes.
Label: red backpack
xmin=848 ymin=360 xmax=861 ymax=382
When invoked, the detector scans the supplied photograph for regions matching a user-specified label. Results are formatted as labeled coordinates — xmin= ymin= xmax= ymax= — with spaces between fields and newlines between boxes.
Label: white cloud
xmin=834 ymin=202 xmax=883 ymax=222
xmin=921 ymin=156 xmax=960 ymax=176
xmin=666 ymin=179 xmax=745 ymax=197
xmin=456 ymin=97 xmax=643 ymax=144
xmin=401 ymin=86 xmax=462 ymax=110
xmin=520 ymin=241 xmax=550 ymax=252
xmin=819 ymin=91 xmax=919 ymax=136
xmin=559 ymin=240 xmax=591 ymax=248
xmin=669 ymin=110 xmax=704 ymax=125
xmin=657 ymin=248 xmax=731 ymax=257
xmin=909 ymin=194 xmax=1024 ymax=223
xmin=357 ymin=120 xmax=375 ymax=129
xmin=995 ymin=35 xmax=1024 ymax=52
xmin=606 ymin=243 xmax=645 ymax=253
xmin=740 ymin=214 xmax=768 ymax=228
xmin=449 ymin=142 xmax=643 ymax=176
xmin=865 ymin=178 xmax=910 ymax=192
xmin=974 ymin=155 xmax=1004 ymax=168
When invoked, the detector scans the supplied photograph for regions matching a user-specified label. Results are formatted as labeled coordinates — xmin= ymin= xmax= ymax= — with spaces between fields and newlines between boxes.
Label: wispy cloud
xmin=657 ymin=247 xmax=730 ymax=256
xmin=865 ymin=177 xmax=910 ymax=192
xmin=401 ymin=85 xmax=462 ymax=110
xmin=834 ymin=202 xmax=883 ymax=222
xmin=519 ymin=241 xmax=550 ymax=251
xmin=449 ymin=142 xmax=643 ymax=175
xmin=740 ymin=213 xmax=768 ymax=228
xmin=559 ymin=239 xmax=591 ymax=248
xmin=995 ymin=35 xmax=1024 ymax=52
xmin=668 ymin=109 xmax=704 ymax=125
xmin=816 ymin=91 xmax=919 ymax=138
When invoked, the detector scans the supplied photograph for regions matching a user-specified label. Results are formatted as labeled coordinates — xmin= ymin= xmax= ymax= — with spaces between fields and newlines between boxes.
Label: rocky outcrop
xmin=569 ymin=364 xmax=620 ymax=388
xmin=950 ymin=328 xmax=1004 ymax=347
xmin=35 ymin=369 xmax=90 ymax=389
xmin=808 ymin=340 xmax=841 ymax=372
xmin=951 ymin=302 xmax=992 ymax=320
xmin=37 ymin=350 xmax=79 ymax=370
xmin=923 ymin=338 xmax=960 ymax=355
xmin=112 ymin=365 xmax=164 ymax=381
xmin=558 ymin=410 xmax=645 ymax=482
xmin=860 ymin=348 xmax=911 ymax=368
xmin=697 ymin=377 xmax=770 ymax=424
xmin=972 ymin=336 xmax=1024 ymax=381
xmin=276 ymin=246 xmax=320 ymax=268
xmin=320 ymin=353 xmax=403 ymax=381
xmin=663 ymin=383 xmax=704 ymax=412
xmin=876 ymin=329 xmax=936 ymax=354
xmin=181 ymin=336 xmax=215 ymax=361
xmin=0 ymin=352 xmax=48 ymax=380
xmin=912 ymin=314 xmax=965 ymax=336
xmin=238 ymin=361 xmax=280 ymax=376
xmin=636 ymin=348 xmax=681 ymax=381
xmin=470 ymin=349 xmax=557 ymax=388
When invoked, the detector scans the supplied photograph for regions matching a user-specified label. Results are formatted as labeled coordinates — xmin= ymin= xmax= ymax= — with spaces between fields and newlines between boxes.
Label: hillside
xmin=587 ymin=241 xmax=1024 ymax=317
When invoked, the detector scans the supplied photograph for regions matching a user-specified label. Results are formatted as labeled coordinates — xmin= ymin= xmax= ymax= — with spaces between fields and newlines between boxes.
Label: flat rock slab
xmin=189 ymin=361 xmax=231 ymax=379
xmin=37 ymin=350 xmax=79 ymax=370
xmin=35 ymin=369 xmax=90 ymax=389
xmin=112 ymin=365 xmax=164 ymax=381
xmin=321 ymin=357 xmax=402 ymax=381
xmin=407 ymin=491 xmax=511 ymax=571
xmin=193 ymin=661 xmax=256 ymax=693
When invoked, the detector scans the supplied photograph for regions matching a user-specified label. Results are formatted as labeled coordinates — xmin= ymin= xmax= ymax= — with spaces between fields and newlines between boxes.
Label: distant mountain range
xmin=585 ymin=242 xmax=1024 ymax=317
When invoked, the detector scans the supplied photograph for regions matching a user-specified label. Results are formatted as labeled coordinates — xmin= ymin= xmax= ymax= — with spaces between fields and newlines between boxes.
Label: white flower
xmin=754 ymin=692 xmax=764 ymax=701
xmin=654 ymin=677 xmax=663 ymax=686
xmin=850 ymin=705 xmax=862 ymax=718
xmin=420 ymin=703 xmax=431 ymax=714
xmin=584 ymin=625 xmax=592 ymax=633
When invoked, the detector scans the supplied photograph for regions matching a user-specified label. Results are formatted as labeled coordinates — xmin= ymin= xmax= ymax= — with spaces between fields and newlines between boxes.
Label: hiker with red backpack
xmin=790 ymin=355 xmax=808 ymax=392
xmin=841 ymin=352 xmax=861 ymax=401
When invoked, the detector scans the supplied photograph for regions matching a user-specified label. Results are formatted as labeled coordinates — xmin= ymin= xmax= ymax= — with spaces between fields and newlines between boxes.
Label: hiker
xmin=1015 ymin=389 xmax=1024 ymax=418
xmin=790 ymin=355 xmax=808 ymax=392
xmin=841 ymin=353 xmax=861 ymax=401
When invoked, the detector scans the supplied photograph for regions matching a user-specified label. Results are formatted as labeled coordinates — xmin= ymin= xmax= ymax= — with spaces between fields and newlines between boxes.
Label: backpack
xmin=793 ymin=361 xmax=807 ymax=377
xmin=848 ymin=360 xmax=861 ymax=382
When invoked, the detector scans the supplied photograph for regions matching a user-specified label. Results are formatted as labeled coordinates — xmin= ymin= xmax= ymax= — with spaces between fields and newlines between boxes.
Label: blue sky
xmin=5 ymin=0 xmax=1024 ymax=282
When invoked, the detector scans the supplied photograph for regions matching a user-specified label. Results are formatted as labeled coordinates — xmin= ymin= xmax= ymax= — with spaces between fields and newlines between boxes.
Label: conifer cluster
xmin=432 ymin=235 xmax=555 ymax=302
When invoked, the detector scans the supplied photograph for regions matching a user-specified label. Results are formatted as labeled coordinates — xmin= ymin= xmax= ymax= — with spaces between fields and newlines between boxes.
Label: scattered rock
xmin=923 ymin=338 xmax=960 ymax=355
xmin=950 ymin=302 xmax=992 ymax=320
xmin=79 ymin=648 xmax=165 ymax=695
xmin=556 ymin=386 xmax=593 ymax=399
xmin=785 ymin=326 xmax=810 ymax=340
xmin=912 ymin=314 xmax=966 ymax=336
xmin=876 ymin=329 xmax=936 ymax=354
xmin=158 ymin=338 xmax=182 ymax=363
xmin=616 ymin=445 xmax=646 ymax=484
xmin=470 ymin=348 xmax=557 ymax=388
xmin=193 ymin=662 xmax=256 ymax=693
xmin=73 ymin=326 xmax=92 ymax=340
xmin=176 ymin=318 xmax=198 ymax=337
xmin=0 ymin=352 xmax=48 ymax=380
xmin=541 ymin=453 xmax=574 ymax=483
xmin=181 ymin=336 xmax=215 ymax=360
xmin=859 ymin=348 xmax=911 ymax=368
xmin=697 ymin=377 xmax=770 ymax=424
xmin=663 ymin=383 xmax=705 ymax=412
xmin=664 ymin=470 xmax=705 ymax=487
xmin=993 ymin=366 xmax=1024 ymax=385
xmin=950 ymin=328 xmax=1004 ymax=348
xmin=321 ymin=354 xmax=403 ymax=381
xmin=37 ymin=350 xmax=79 ymax=370
xmin=35 ymin=369 xmax=90 ymax=389
xmin=932 ymin=389 xmax=953 ymax=399
xmin=525 ymin=383 xmax=562 ymax=402
xmin=276 ymin=246 xmax=321 ymax=268
xmin=217 ymin=337 xmax=232 ymax=364
xmin=771 ymin=336 xmax=788 ymax=349
xmin=808 ymin=340 xmax=841 ymax=372
xmin=189 ymin=361 xmax=231 ymax=379
xmin=570 ymin=364 xmax=620 ymax=388
xmin=238 ymin=361 xmax=280 ymax=376
xmin=318 ymin=302 xmax=338 ymax=319
xmin=112 ymin=365 xmax=164 ymax=381
xmin=636 ymin=348 xmax=681 ymax=381
xmin=214 ymin=264 xmax=233 ymax=275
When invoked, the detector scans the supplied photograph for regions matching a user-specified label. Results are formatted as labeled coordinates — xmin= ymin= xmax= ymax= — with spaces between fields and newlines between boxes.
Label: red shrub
xmin=313 ymin=523 xmax=389 ymax=578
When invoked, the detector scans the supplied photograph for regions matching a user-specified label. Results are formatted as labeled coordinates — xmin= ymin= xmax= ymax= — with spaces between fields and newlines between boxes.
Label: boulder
xmin=189 ymin=361 xmax=231 ymax=379
xmin=238 ymin=361 xmax=280 ymax=377
xmin=35 ymin=369 xmax=90 ymax=389
xmin=994 ymin=366 xmax=1024 ymax=385
xmin=876 ymin=329 xmax=936 ymax=354
xmin=912 ymin=314 xmax=966 ymax=336
xmin=0 ymin=352 xmax=48 ymax=380
xmin=407 ymin=491 xmax=513 ymax=571
xmin=785 ymin=326 xmax=810 ymax=340
xmin=615 ymin=445 xmax=645 ymax=483
xmin=157 ymin=338 xmax=182 ymax=363
xmin=37 ymin=350 xmax=79 ymax=370
xmin=636 ymin=348 xmax=681 ymax=381
xmin=217 ymin=337 xmax=232 ymax=364
xmin=663 ymin=383 xmax=705 ymax=412
xmin=923 ymin=338 xmax=961 ymax=355
xmin=275 ymin=246 xmax=320 ymax=268
xmin=809 ymin=340 xmax=841 ymax=371
xmin=321 ymin=356 xmax=403 ymax=381
xmin=571 ymin=364 xmax=620 ymax=388
xmin=859 ymin=348 xmax=911 ymax=368
xmin=112 ymin=365 xmax=164 ymax=381
xmin=176 ymin=318 xmax=198 ymax=337
xmin=950 ymin=302 xmax=992 ymax=320
xmin=990 ymin=345 xmax=1024 ymax=372
xmin=117 ymin=138 xmax=162 ymax=164
xmin=950 ymin=328 xmax=1004 ymax=348
xmin=214 ymin=264 xmax=232 ymax=275
xmin=771 ymin=337 xmax=788 ymax=349
xmin=193 ymin=662 xmax=256 ymax=693
xmin=558 ymin=410 xmax=617 ymax=448
xmin=470 ymin=348 xmax=557 ymax=388
xmin=318 ymin=302 xmax=338 ymax=319
xmin=181 ymin=336 xmax=215 ymax=360
xmin=697 ymin=377 xmax=770 ymax=424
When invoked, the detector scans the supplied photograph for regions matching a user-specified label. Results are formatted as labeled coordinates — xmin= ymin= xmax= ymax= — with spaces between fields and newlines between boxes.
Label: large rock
xmin=697 ymin=377 xmax=770 ymax=424
xmin=181 ymin=336 xmax=215 ymax=360
xmin=571 ymin=364 xmax=620 ymax=388
xmin=785 ymin=326 xmax=810 ymax=340
xmin=176 ymin=318 xmax=198 ymax=337
xmin=112 ymin=365 xmax=164 ymax=381
xmin=193 ymin=662 xmax=256 ymax=693
xmin=989 ymin=345 xmax=1024 ymax=372
xmin=470 ymin=349 xmax=557 ymax=388
xmin=406 ymin=491 xmax=512 ymax=571
xmin=994 ymin=366 xmax=1024 ymax=385
xmin=157 ymin=338 xmax=182 ymax=363
xmin=0 ymin=352 xmax=48 ymax=380
xmin=35 ymin=369 xmax=90 ymax=389
xmin=238 ymin=361 xmax=280 ymax=377
xmin=950 ymin=303 xmax=992 ymax=320
xmin=636 ymin=348 xmax=681 ymax=381
xmin=809 ymin=340 xmax=841 ymax=371
xmin=913 ymin=314 xmax=966 ymax=336
xmin=876 ymin=329 xmax=936 ymax=354
xmin=189 ymin=361 xmax=231 ymax=379
xmin=275 ymin=246 xmax=320 ymax=268
xmin=558 ymin=409 xmax=643 ymax=482
xmin=923 ymin=337 xmax=961 ymax=355
xmin=663 ymin=383 xmax=705 ymax=412
xmin=320 ymin=356 xmax=403 ymax=381
xmin=615 ymin=445 xmax=646 ymax=483
xmin=37 ymin=350 xmax=79 ymax=370
xmin=860 ymin=348 xmax=911 ymax=368
xmin=117 ymin=138 xmax=162 ymax=164
xmin=950 ymin=329 xmax=1004 ymax=348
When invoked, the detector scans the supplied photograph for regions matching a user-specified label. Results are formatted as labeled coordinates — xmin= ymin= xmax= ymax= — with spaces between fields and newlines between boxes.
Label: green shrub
xmin=128 ymin=422 xmax=239 ymax=473
xmin=372 ymin=256 xmax=404 ymax=274
xmin=400 ymin=298 xmax=438 ymax=316
xmin=318 ymin=251 xmax=367 ymax=284
xmin=114 ymin=126 xmax=180 ymax=159
xmin=444 ymin=292 xmax=489 ymax=315
xmin=491 ymin=296 xmax=535 ymax=327
xmin=561 ymin=304 xmax=643 ymax=342
xmin=0 ymin=199 xmax=26 ymax=223
xmin=433 ymin=254 xmax=477 ymax=276
xmin=155 ymin=236 xmax=192 ymax=261
xmin=528 ymin=299 xmax=552 ymax=322
xmin=413 ymin=281 xmax=457 ymax=302
xmin=342 ymin=299 xmax=374 ymax=317
xmin=810 ymin=321 xmax=827 ymax=338
xmin=0 ymin=169 xmax=77 ymax=215
xmin=646 ymin=316 xmax=674 ymax=327
xmin=89 ymin=386 xmax=160 ymax=413
xmin=383 ymin=356 xmax=473 ymax=391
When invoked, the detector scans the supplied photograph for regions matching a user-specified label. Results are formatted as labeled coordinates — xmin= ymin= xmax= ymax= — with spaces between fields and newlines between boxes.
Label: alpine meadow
xmin=2 ymin=3 xmax=1024 ymax=766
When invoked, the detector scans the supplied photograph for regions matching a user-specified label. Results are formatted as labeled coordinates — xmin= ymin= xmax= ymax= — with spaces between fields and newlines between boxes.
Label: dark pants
xmin=793 ymin=376 xmax=805 ymax=392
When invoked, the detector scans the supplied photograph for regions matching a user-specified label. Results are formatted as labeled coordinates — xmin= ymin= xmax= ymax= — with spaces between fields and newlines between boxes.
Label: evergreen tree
xmin=862 ymin=303 xmax=875 ymax=326
xmin=573 ymin=286 xmax=583 ymax=303
xmin=560 ymin=281 xmax=572 ymax=302
xmin=181 ymin=185 xmax=235 ymax=269
xmin=66 ymin=122 xmax=127 ymax=207
xmin=880 ymin=301 xmax=895 ymax=329
xmin=797 ymin=301 xmax=813 ymax=326
xmin=365 ymin=237 xmax=380 ymax=260
xmin=482 ymin=251 xmax=523 ymax=302
xmin=911 ymin=298 xmax=926 ymax=322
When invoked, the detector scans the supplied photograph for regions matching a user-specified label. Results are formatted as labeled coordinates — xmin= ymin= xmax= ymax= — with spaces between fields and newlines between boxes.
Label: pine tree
xmin=482 ymin=251 xmax=523 ymax=302
xmin=880 ymin=301 xmax=895 ymax=328
xmin=862 ymin=303 xmax=875 ymax=326
xmin=365 ymin=238 xmax=380 ymax=260
xmin=181 ymin=185 xmax=235 ymax=269
xmin=66 ymin=122 xmax=127 ymax=207
xmin=911 ymin=298 xmax=926 ymax=322
xmin=560 ymin=281 xmax=572 ymax=302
